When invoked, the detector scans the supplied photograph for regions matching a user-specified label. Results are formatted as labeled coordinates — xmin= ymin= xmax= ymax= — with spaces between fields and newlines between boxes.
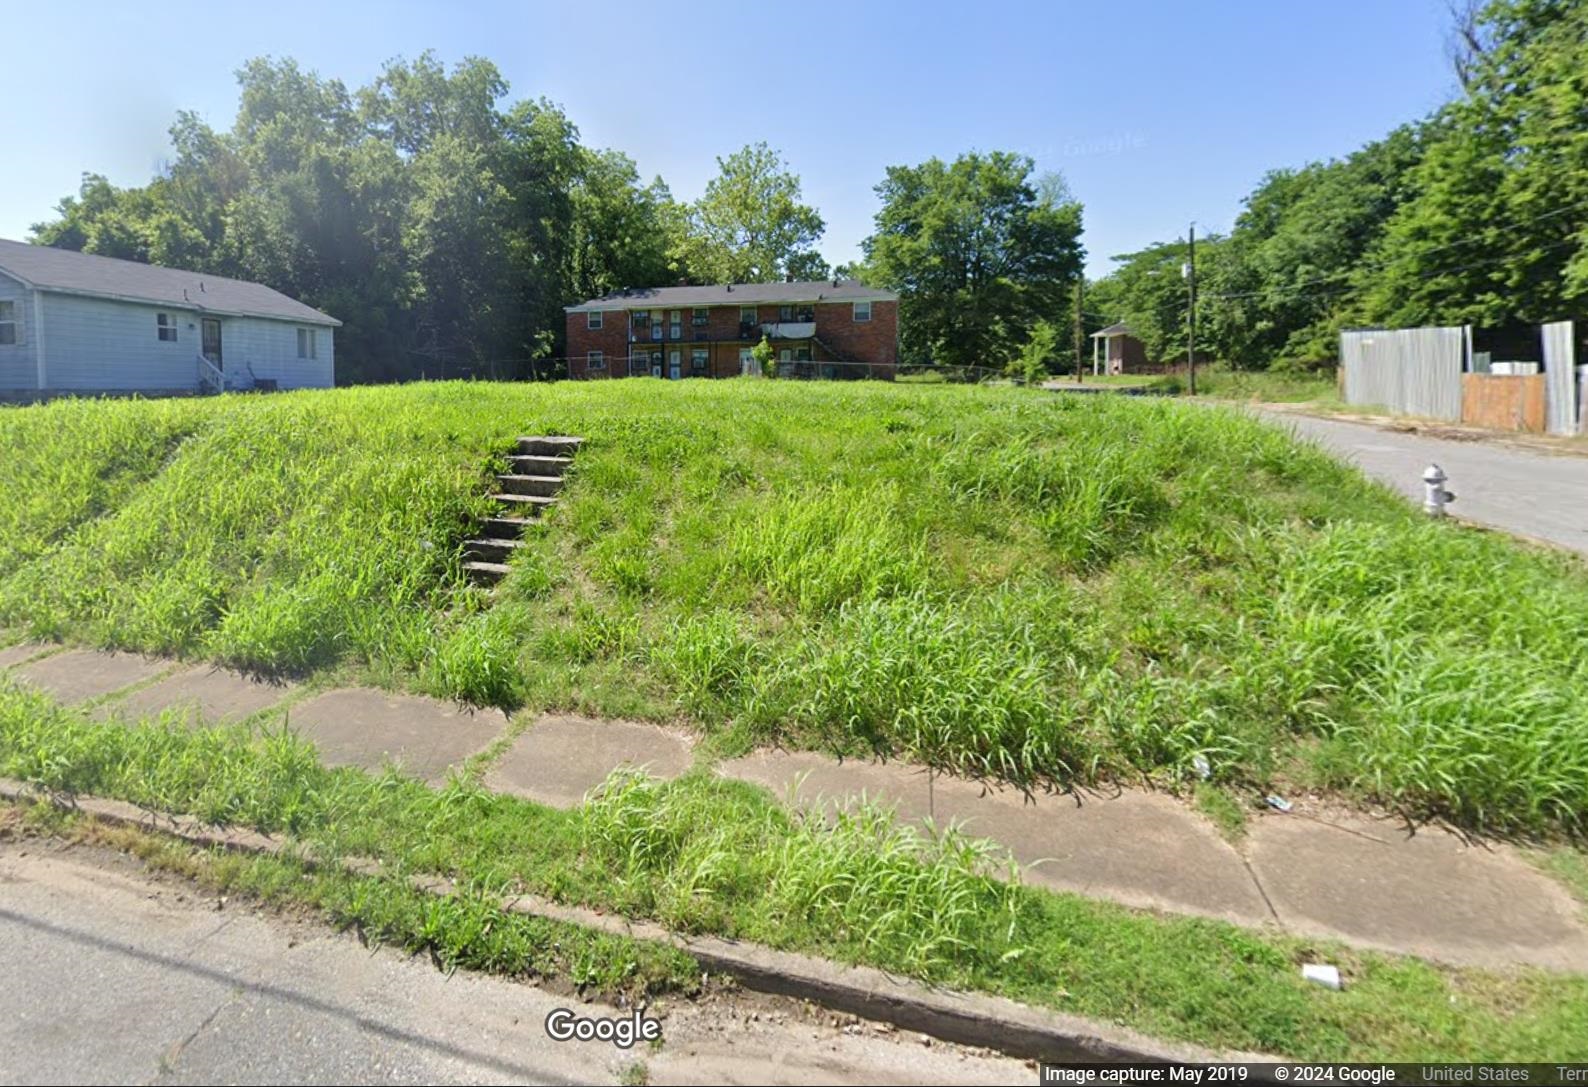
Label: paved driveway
xmin=1247 ymin=409 xmax=1588 ymax=557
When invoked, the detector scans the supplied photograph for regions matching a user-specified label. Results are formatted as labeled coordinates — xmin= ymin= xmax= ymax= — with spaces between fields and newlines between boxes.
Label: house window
xmin=669 ymin=310 xmax=682 ymax=340
xmin=631 ymin=310 xmax=651 ymax=330
xmin=588 ymin=350 xmax=606 ymax=371
xmin=0 ymin=301 xmax=15 ymax=346
xmin=779 ymin=304 xmax=795 ymax=322
xmin=690 ymin=348 xmax=709 ymax=376
xmin=853 ymin=300 xmax=873 ymax=322
xmin=297 ymin=328 xmax=317 ymax=359
xmin=587 ymin=311 xmax=604 ymax=330
xmin=691 ymin=308 xmax=709 ymax=327
xmin=156 ymin=312 xmax=178 ymax=342
xmin=740 ymin=306 xmax=757 ymax=325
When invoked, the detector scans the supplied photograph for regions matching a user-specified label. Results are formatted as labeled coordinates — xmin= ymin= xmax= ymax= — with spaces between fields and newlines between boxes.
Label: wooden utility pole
xmin=1073 ymin=279 xmax=1085 ymax=383
xmin=1186 ymin=223 xmax=1198 ymax=396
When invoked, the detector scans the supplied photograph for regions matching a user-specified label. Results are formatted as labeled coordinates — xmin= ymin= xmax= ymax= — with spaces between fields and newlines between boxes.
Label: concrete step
xmin=481 ymin=516 xmax=535 ymax=539
xmin=495 ymin=473 xmax=564 ymax=498
xmin=491 ymin=493 xmax=557 ymax=511
xmin=506 ymin=454 xmax=573 ymax=476
xmin=516 ymin=435 xmax=583 ymax=457
xmin=465 ymin=537 xmax=522 ymax=564
xmin=463 ymin=560 xmax=511 ymax=585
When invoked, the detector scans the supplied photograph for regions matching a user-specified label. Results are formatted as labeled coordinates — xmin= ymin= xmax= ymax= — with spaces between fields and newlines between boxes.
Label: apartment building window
xmin=156 ymin=313 xmax=178 ymax=342
xmin=669 ymin=310 xmax=682 ymax=339
xmin=588 ymin=350 xmax=606 ymax=371
xmin=691 ymin=308 xmax=709 ymax=327
xmin=0 ymin=301 xmax=19 ymax=345
xmin=690 ymin=348 xmax=709 ymax=376
xmin=587 ymin=310 xmax=603 ymax=330
xmin=853 ymin=300 xmax=873 ymax=322
xmin=297 ymin=328 xmax=318 ymax=359
xmin=631 ymin=310 xmax=651 ymax=330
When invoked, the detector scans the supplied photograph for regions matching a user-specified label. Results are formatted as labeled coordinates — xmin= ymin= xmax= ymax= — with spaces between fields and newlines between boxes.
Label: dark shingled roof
xmin=566 ymin=279 xmax=897 ymax=312
xmin=0 ymin=238 xmax=341 ymax=326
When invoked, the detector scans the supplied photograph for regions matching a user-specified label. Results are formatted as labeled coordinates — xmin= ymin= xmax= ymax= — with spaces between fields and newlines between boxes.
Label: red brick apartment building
xmin=564 ymin=279 xmax=899 ymax=380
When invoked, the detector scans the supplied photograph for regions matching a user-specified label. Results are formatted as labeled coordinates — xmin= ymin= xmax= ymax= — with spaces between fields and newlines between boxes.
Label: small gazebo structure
xmin=1090 ymin=322 xmax=1149 ymax=375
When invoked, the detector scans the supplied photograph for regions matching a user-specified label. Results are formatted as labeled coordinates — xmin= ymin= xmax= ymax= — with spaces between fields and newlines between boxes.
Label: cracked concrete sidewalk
xmin=4 ymin=641 xmax=1587 ymax=975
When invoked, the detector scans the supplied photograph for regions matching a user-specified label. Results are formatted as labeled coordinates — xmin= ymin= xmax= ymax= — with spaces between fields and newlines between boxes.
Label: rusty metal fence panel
xmin=1340 ymin=327 xmax=1465 ymax=421
xmin=1542 ymin=319 xmax=1579 ymax=435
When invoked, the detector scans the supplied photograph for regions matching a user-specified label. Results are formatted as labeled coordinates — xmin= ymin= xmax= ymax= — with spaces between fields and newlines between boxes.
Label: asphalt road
xmin=0 ymin=842 xmax=1026 ymax=1086
xmin=1250 ymin=409 xmax=1588 ymax=557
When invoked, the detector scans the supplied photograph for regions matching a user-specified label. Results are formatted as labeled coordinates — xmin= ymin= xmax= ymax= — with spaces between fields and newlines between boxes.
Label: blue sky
xmin=0 ymin=0 xmax=1456 ymax=277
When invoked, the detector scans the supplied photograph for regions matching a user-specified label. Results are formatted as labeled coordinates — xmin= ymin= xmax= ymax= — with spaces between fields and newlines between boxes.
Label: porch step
xmin=465 ymin=537 xmax=523 ymax=564
xmin=496 ymin=473 xmax=565 ymax=498
xmin=462 ymin=560 xmax=511 ymax=585
xmin=507 ymin=454 xmax=572 ymax=476
xmin=516 ymin=435 xmax=583 ymax=457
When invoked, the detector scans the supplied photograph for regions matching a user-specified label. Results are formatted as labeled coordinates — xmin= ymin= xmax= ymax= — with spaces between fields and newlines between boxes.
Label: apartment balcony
xmin=760 ymin=321 xmax=816 ymax=339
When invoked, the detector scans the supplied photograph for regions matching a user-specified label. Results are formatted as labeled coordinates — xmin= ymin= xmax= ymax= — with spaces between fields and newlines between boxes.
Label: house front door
xmin=739 ymin=348 xmax=756 ymax=376
xmin=201 ymin=319 xmax=223 ymax=369
xmin=669 ymin=350 xmax=681 ymax=380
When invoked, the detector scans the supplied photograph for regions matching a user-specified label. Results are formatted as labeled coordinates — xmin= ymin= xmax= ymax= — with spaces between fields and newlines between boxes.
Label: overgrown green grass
xmin=3 ymin=379 xmax=1586 ymax=835
xmin=1161 ymin=363 xmax=1342 ymax=404
xmin=3 ymin=682 xmax=1586 ymax=1061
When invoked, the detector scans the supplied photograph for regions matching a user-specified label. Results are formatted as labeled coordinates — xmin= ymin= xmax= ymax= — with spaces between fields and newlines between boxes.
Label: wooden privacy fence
xmin=1461 ymin=373 xmax=1546 ymax=432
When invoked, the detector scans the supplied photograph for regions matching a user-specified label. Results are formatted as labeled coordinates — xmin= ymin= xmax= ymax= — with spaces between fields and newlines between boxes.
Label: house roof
xmin=0 ymin=239 xmax=341 ymax=327
xmin=566 ymin=279 xmax=898 ymax=312
xmin=1090 ymin=322 xmax=1134 ymax=338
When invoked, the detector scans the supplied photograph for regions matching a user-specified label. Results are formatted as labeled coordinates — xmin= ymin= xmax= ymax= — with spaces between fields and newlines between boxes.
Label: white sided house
xmin=0 ymin=238 xmax=338 ymax=398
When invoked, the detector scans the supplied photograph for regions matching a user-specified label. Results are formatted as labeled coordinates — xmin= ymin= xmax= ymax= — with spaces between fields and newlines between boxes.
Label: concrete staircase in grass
xmin=462 ymin=435 xmax=581 ymax=586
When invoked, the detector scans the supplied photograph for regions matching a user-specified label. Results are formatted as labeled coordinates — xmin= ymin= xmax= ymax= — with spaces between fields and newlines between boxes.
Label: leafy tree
xmin=1361 ymin=0 xmax=1588 ymax=327
xmin=1010 ymin=319 xmax=1061 ymax=382
xmin=567 ymin=149 xmax=686 ymax=301
xmin=861 ymin=152 xmax=1084 ymax=367
xmin=752 ymin=335 xmax=775 ymax=377
xmin=678 ymin=142 xmax=826 ymax=283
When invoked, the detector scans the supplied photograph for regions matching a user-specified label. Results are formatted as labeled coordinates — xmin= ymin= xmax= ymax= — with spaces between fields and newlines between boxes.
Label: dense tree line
xmin=1091 ymin=0 xmax=1588 ymax=371
xmin=31 ymin=56 xmax=829 ymax=382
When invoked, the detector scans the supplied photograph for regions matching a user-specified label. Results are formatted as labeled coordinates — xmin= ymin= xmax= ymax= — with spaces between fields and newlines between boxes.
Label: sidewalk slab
xmin=101 ymin=665 xmax=294 ymax=727
xmin=483 ymin=714 xmax=693 ymax=808
xmin=0 ymin=643 xmax=46 ymax=671
xmin=288 ymin=689 xmax=507 ymax=784
xmin=12 ymin=649 xmax=169 ymax=704
xmin=720 ymin=751 xmax=1271 ymax=926
xmin=1247 ymin=813 xmax=1588 ymax=973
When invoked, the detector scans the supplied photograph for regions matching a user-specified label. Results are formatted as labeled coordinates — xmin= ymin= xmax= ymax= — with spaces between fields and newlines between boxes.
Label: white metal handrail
xmin=197 ymin=354 xmax=225 ymax=394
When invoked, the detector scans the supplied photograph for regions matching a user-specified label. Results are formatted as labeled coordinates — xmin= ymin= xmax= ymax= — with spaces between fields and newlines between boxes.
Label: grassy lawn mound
xmin=3 ymin=379 xmax=1586 ymax=838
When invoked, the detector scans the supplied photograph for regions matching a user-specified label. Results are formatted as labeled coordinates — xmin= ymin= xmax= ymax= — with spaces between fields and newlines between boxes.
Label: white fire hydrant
xmin=1423 ymin=464 xmax=1455 ymax=517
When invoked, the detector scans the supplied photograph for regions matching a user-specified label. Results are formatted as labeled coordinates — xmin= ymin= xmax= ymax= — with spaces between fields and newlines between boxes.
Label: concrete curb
xmin=0 ymin=776 xmax=1271 ymax=1065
